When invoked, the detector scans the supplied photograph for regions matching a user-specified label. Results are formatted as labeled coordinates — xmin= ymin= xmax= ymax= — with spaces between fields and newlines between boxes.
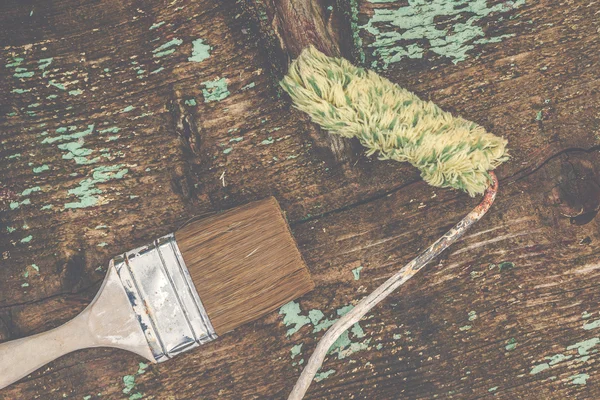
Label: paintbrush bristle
xmin=175 ymin=197 xmax=314 ymax=335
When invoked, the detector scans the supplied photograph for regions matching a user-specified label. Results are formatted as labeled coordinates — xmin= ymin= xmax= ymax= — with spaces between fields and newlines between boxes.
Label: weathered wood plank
xmin=1 ymin=0 xmax=599 ymax=399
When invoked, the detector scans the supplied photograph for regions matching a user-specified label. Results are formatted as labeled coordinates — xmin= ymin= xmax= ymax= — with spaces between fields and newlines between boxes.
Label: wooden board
xmin=1 ymin=0 xmax=599 ymax=398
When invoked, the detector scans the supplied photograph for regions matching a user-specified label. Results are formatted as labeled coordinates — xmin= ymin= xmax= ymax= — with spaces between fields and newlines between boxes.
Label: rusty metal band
xmin=111 ymin=233 xmax=217 ymax=363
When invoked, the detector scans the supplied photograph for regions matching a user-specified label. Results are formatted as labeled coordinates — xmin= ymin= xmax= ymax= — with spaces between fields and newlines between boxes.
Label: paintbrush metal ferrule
xmin=111 ymin=233 xmax=217 ymax=362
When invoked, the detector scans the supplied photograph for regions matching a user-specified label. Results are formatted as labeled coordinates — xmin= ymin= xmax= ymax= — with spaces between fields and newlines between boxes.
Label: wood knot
xmin=548 ymin=154 xmax=600 ymax=225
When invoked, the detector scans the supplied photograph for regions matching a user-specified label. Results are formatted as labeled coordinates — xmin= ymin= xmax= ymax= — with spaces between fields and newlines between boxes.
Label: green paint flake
xmin=21 ymin=235 xmax=33 ymax=243
xmin=583 ymin=319 xmax=600 ymax=330
xmin=64 ymin=165 xmax=128 ymax=209
xmin=202 ymin=77 xmax=230 ymax=103
xmin=498 ymin=261 xmax=515 ymax=271
xmin=8 ymin=153 xmax=21 ymax=159
xmin=530 ymin=363 xmax=550 ymax=375
xmin=14 ymin=71 xmax=34 ymax=78
xmin=393 ymin=334 xmax=402 ymax=340
xmin=505 ymin=338 xmax=517 ymax=351
xmin=22 ymin=283 xmax=29 ymax=288
xmin=546 ymin=353 xmax=572 ymax=365
xmin=241 ymin=82 xmax=256 ymax=90
xmin=189 ymin=38 xmax=211 ymax=63
xmin=83 ymin=396 xmax=92 ymax=400
xmin=28 ymin=103 xmax=40 ymax=108
xmin=122 ymin=375 xmax=136 ymax=394
xmin=582 ymin=311 xmax=593 ymax=319
xmin=137 ymin=362 xmax=149 ymax=374
xmin=361 ymin=0 xmax=525 ymax=68
xmin=33 ymin=164 xmax=49 ymax=173
xmin=97 ymin=242 xmax=108 ymax=247
xmin=314 ymin=369 xmax=336 ymax=382
xmin=459 ymin=325 xmax=472 ymax=331
xmin=99 ymin=127 xmax=120 ymax=134
xmin=468 ymin=310 xmax=477 ymax=321
xmin=279 ymin=301 xmax=311 ymax=336
xmin=38 ymin=57 xmax=53 ymax=70
xmin=570 ymin=373 xmax=590 ymax=385
xmin=68 ymin=89 xmax=83 ymax=96
xmin=536 ymin=110 xmax=543 ymax=121
xmin=223 ymin=147 xmax=233 ymax=154
xmin=149 ymin=21 xmax=165 ymax=30
xmin=149 ymin=67 xmax=164 ymax=74
xmin=49 ymin=80 xmax=66 ymax=90
xmin=184 ymin=98 xmax=197 ymax=106
xmin=42 ymin=124 xmax=95 ymax=144
xmin=566 ymin=338 xmax=600 ymax=356
xmin=352 ymin=266 xmax=363 ymax=280
xmin=21 ymin=186 xmax=41 ymax=196
xmin=11 ymin=88 xmax=30 ymax=94
xmin=291 ymin=343 xmax=303 ymax=359
xmin=120 ymin=105 xmax=136 ymax=113
xmin=488 ymin=387 xmax=498 ymax=392
xmin=261 ymin=137 xmax=274 ymax=145
xmin=41 ymin=204 xmax=53 ymax=210
xmin=6 ymin=57 xmax=23 ymax=68
xmin=47 ymin=94 xmax=58 ymax=100
xmin=153 ymin=38 xmax=183 ymax=58
xmin=10 ymin=198 xmax=31 ymax=209
xmin=129 ymin=394 xmax=143 ymax=400
xmin=229 ymin=136 xmax=243 ymax=142
xmin=7 ymin=226 xmax=16 ymax=233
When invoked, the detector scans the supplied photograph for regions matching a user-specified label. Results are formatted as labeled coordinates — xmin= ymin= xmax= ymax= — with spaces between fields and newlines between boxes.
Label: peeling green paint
xmin=150 ymin=67 xmax=164 ymax=75
xmin=279 ymin=301 xmax=311 ymax=336
xmin=583 ymin=319 xmax=600 ymax=330
xmin=582 ymin=311 xmax=593 ymax=319
xmin=241 ymin=82 xmax=256 ymax=90
xmin=153 ymin=38 xmax=183 ymax=58
xmin=291 ymin=343 xmax=303 ymax=359
xmin=49 ymin=80 xmax=66 ymax=90
xmin=149 ymin=21 xmax=165 ymax=30
xmin=38 ymin=57 xmax=53 ymax=70
xmin=68 ymin=89 xmax=83 ymax=96
xmin=137 ymin=362 xmax=149 ymax=374
xmin=468 ymin=310 xmax=477 ymax=321
xmin=121 ymin=105 xmax=136 ymax=113
xmin=42 ymin=124 xmax=95 ymax=144
xmin=99 ymin=127 xmax=120 ymax=134
xmin=11 ymin=88 xmax=30 ymax=94
xmin=570 ymin=373 xmax=590 ymax=385
xmin=184 ymin=98 xmax=197 ymax=106
xmin=6 ymin=226 xmax=16 ymax=233
xmin=14 ymin=71 xmax=34 ymax=78
xmin=223 ymin=147 xmax=233 ymax=154
xmin=488 ymin=386 xmax=498 ymax=392
xmin=261 ymin=137 xmax=274 ymax=145
xmin=202 ymin=77 xmax=230 ymax=102
xmin=229 ymin=136 xmax=243 ymax=142
xmin=360 ymin=0 xmax=525 ymax=68
xmin=459 ymin=325 xmax=472 ymax=331
xmin=352 ymin=266 xmax=363 ymax=280
xmin=530 ymin=363 xmax=549 ymax=375
xmin=314 ymin=369 xmax=336 ymax=382
xmin=32 ymin=164 xmax=49 ymax=173
xmin=566 ymin=338 xmax=600 ymax=356
xmin=41 ymin=204 xmax=53 ymax=210
xmin=65 ymin=165 xmax=128 ymax=209
xmin=505 ymin=338 xmax=517 ymax=351
xmin=10 ymin=198 xmax=31 ymax=210
xmin=20 ymin=235 xmax=33 ymax=243
xmin=21 ymin=186 xmax=41 ymax=196
xmin=189 ymin=38 xmax=211 ymax=62
xmin=122 ymin=375 xmax=136 ymax=394
xmin=546 ymin=353 xmax=572 ymax=365
xmin=8 ymin=153 xmax=21 ymax=159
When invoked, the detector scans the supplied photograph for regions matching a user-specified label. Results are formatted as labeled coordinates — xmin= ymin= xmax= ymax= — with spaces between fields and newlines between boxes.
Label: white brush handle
xmin=0 ymin=266 xmax=155 ymax=391
xmin=0 ymin=315 xmax=94 ymax=389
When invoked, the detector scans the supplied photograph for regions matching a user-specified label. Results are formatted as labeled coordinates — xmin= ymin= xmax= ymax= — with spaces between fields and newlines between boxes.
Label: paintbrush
xmin=0 ymin=197 xmax=314 ymax=390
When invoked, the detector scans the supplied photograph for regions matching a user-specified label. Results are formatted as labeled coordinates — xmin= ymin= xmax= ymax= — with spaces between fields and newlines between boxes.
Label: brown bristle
xmin=175 ymin=197 xmax=314 ymax=335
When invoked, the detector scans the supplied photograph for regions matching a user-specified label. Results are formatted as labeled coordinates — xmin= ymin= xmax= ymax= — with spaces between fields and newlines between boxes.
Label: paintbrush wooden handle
xmin=0 ymin=266 xmax=155 ymax=390
xmin=0 ymin=315 xmax=95 ymax=389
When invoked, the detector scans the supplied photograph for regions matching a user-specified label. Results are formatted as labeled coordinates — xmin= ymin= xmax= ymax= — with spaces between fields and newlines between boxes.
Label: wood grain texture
xmin=1 ymin=0 xmax=599 ymax=399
